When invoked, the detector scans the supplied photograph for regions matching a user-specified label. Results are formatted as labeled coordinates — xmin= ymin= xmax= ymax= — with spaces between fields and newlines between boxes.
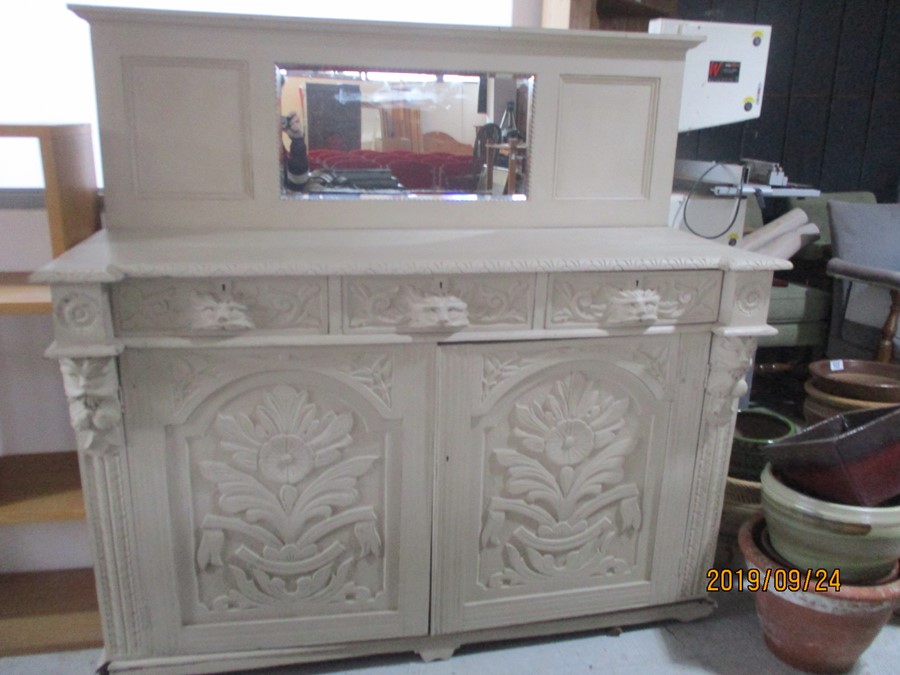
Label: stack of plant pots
xmin=803 ymin=359 xmax=900 ymax=424
xmin=738 ymin=405 xmax=900 ymax=673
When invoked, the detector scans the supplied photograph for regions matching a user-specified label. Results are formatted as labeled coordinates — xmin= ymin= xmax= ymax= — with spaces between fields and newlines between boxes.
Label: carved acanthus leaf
xmin=448 ymin=277 xmax=532 ymax=325
xmin=482 ymin=353 xmax=539 ymax=401
xmin=339 ymin=354 xmax=393 ymax=408
xmin=480 ymin=373 xmax=641 ymax=588
xmin=194 ymin=385 xmax=383 ymax=611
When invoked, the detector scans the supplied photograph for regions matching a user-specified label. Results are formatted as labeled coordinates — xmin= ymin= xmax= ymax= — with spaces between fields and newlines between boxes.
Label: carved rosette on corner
xmin=54 ymin=292 xmax=102 ymax=333
xmin=59 ymin=357 xmax=124 ymax=455
xmin=194 ymin=385 xmax=384 ymax=612
xmin=480 ymin=373 xmax=642 ymax=588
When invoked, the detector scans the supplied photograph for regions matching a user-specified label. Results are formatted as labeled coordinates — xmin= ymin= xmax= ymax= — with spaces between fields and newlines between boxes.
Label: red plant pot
xmin=738 ymin=514 xmax=900 ymax=674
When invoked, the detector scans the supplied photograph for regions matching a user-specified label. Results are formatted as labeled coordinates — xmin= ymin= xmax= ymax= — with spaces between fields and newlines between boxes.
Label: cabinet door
xmin=120 ymin=344 xmax=433 ymax=655
xmin=433 ymin=335 xmax=709 ymax=633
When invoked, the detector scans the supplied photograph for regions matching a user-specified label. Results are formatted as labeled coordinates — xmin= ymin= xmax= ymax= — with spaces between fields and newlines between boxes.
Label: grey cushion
xmin=790 ymin=191 xmax=877 ymax=245
xmin=827 ymin=201 xmax=900 ymax=271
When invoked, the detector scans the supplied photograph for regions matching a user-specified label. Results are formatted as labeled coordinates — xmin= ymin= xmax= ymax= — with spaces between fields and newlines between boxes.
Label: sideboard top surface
xmin=33 ymin=227 xmax=789 ymax=283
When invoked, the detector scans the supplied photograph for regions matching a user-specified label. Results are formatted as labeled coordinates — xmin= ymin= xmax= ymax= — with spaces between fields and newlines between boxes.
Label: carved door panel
xmin=120 ymin=344 xmax=433 ymax=654
xmin=432 ymin=335 xmax=709 ymax=633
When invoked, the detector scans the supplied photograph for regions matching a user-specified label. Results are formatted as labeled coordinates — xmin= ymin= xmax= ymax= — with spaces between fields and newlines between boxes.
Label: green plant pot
xmin=761 ymin=464 xmax=900 ymax=584
xmin=728 ymin=408 xmax=797 ymax=481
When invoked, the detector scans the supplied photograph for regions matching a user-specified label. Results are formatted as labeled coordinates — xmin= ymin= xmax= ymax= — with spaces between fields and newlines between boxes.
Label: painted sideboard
xmin=36 ymin=7 xmax=789 ymax=674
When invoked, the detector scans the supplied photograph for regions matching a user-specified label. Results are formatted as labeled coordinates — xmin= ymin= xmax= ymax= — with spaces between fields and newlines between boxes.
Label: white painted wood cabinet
xmin=36 ymin=8 xmax=789 ymax=673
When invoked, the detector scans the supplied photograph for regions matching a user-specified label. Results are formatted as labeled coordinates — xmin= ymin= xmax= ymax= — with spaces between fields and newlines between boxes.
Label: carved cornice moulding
xmin=35 ymin=257 xmax=788 ymax=284
xmin=69 ymin=5 xmax=702 ymax=60
xmin=32 ymin=229 xmax=790 ymax=285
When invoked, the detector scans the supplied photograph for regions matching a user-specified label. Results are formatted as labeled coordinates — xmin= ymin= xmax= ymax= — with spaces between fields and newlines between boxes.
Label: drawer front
xmin=343 ymin=274 xmax=536 ymax=334
xmin=546 ymin=271 xmax=721 ymax=329
xmin=112 ymin=277 xmax=328 ymax=336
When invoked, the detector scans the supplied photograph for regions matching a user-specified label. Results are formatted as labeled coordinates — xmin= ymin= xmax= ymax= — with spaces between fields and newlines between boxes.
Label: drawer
xmin=112 ymin=277 xmax=328 ymax=336
xmin=546 ymin=271 xmax=721 ymax=329
xmin=342 ymin=274 xmax=536 ymax=334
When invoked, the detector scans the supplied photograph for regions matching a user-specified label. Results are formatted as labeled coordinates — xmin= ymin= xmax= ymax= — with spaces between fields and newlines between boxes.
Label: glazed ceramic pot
xmin=739 ymin=515 xmax=900 ymax=674
xmin=761 ymin=464 xmax=900 ymax=583
xmin=763 ymin=405 xmax=900 ymax=506
xmin=728 ymin=408 xmax=797 ymax=481
xmin=808 ymin=359 xmax=900 ymax=403
xmin=802 ymin=378 xmax=897 ymax=424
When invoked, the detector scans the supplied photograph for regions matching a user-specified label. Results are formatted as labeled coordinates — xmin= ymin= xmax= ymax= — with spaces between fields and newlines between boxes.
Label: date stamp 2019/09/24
xmin=707 ymin=568 xmax=841 ymax=593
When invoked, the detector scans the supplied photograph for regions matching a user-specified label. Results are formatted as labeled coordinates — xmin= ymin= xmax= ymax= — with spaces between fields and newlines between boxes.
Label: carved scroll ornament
xmin=550 ymin=273 xmax=718 ymax=326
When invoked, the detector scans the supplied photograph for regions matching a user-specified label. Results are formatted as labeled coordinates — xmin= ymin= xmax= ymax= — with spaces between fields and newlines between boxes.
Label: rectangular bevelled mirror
xmin=277 ymin=66 xmax=533 ymax=201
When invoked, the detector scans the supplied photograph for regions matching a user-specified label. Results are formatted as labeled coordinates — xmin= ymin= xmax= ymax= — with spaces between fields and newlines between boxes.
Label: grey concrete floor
xmin=1 ymin=588 xmax=897 ymax=674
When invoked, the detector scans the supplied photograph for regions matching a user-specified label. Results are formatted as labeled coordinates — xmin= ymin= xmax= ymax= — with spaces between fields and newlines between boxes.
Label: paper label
xmin=829 ymin=359 xmax=845 ymax=372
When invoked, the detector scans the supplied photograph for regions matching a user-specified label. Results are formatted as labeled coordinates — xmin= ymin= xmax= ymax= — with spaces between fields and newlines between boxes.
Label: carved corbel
xmin=679 ymin=334 xmax=757 ymax=596
xmin=59 ymin=357 xmax=124 ymax=456
xmin=58 ymin=355 xmax=146 ymax=655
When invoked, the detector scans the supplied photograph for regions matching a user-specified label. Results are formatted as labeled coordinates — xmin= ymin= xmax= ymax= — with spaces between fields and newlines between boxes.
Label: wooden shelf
xmin=0 ymin=273 xmax=51 ymax=315
xmin=0 ymin=125 xmax=102 ymax=657
xmin=0 ymin=452 xmax=85 ymax=525
xmin=0 ymin=568 xmax=103 ymax=656
xmin=0 ymin=125 xmax=100 ymax=257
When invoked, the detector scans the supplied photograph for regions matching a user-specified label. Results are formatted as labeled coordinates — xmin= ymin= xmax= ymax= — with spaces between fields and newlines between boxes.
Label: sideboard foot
xmin=417 ymin=646 xmax=458 ymax=662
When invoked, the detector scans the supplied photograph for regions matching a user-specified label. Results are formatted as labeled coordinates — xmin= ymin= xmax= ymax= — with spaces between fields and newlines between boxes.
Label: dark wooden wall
xmin=674 ymin=0 xmax=900 ymax=203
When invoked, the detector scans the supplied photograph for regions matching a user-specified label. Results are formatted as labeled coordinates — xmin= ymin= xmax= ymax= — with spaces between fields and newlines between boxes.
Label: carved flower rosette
xmin=480 ymin=373 xmax=643 ymax=589
xmin=193 ymin=385 xmax=384 ymax=613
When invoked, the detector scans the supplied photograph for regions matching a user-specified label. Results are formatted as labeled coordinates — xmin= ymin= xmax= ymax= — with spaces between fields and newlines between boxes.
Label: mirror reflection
xmin=277 ymin=66 xmax=533 ymax=200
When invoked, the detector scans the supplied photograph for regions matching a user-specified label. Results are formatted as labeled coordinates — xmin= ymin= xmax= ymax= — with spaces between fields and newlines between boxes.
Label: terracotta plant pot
xmin=739 ymin=514 xmax=900 ymax=674
xmin=761 ymin=464 xmax=900 ymax=583
xmin=728 ymin=408 xmax=797 ymax=481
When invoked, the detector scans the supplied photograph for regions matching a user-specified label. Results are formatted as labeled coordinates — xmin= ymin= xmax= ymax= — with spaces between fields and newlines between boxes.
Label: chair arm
xmin=827 ymin=258 xmax=900 ymax=291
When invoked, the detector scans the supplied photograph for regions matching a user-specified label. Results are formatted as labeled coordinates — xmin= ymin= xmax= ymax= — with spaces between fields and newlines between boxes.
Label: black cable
xmin=681 ymin=161 xmax=745 ymax=240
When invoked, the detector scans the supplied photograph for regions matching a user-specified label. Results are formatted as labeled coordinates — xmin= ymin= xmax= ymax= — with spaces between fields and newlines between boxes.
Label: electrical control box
xmin=649 ymin=19 xmax=771 ymax=132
